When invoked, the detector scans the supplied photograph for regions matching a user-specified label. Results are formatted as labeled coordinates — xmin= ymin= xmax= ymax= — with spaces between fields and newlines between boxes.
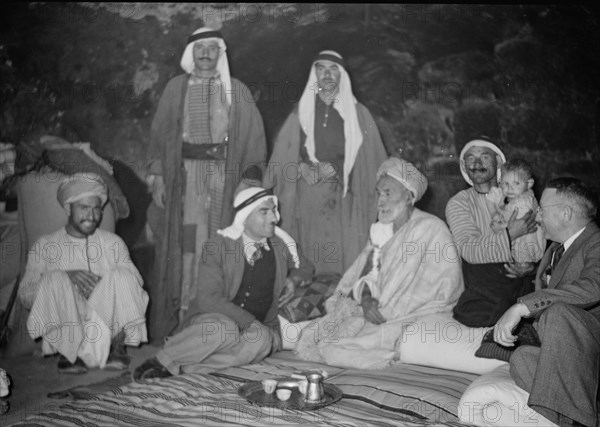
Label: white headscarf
xmin=298 ymin=50 xmax=363 ymax=197
xmin=217 ymin=187 xmax=300 ymax=268
xmin=180 ymin=27 xmax=233 ymax=105
xmin=459 ymin=139 xmax=506 ymax=186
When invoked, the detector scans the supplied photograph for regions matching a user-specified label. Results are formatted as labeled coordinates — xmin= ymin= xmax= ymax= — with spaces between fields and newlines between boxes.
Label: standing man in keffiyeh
xmin=133 ymin=187 xmax=312 ymax=381
xmin=265 ymin=50 xmax=387 ymax=277
xmin=146 ymin=26 xmax=267 ymax=341
xmin=18 ymin=173 xmax=148 ymax=374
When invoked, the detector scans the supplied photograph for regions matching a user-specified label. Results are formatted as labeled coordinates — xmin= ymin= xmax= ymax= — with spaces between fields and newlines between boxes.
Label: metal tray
xmin=238 ymin=380 xmax=342 ymax=411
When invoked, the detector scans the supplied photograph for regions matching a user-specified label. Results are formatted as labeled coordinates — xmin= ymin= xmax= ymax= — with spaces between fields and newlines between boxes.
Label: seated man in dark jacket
xmin=494 ymin=177 xmax=600 ymax=427
xmin=133 ymin=187 xmax=312 ymax=380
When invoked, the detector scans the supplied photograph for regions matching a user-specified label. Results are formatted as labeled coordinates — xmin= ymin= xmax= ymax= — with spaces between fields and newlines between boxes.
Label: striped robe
xmin=18 ymin=228 xmax=149 ymax=368
xmin=445 ymin=187 xmax=513 ymax=264
xmin=446 ymin=187 xmax=535 ymax=327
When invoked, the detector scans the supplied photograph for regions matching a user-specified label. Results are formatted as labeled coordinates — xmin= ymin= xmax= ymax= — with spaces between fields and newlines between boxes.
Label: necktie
xmin=542 ymin=244 xmax=564 ymax=289
xmin=551 ymin=244 xmax=565 ymax=271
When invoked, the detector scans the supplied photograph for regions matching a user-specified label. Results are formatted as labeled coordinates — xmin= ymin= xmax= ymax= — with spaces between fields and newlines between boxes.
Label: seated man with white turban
xmin=18 ymin=173 xmax=149 ymax=374
xmin=295 ymin=157 xmax=464 ymax=369
xmin=133 ymin=187 xmax=313 ymax=380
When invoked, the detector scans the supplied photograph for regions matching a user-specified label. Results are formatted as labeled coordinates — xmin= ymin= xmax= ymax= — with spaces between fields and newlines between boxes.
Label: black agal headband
xmin=313 ymin=53 xmax=345 ymax=68
xmin=234 ymin=188 xmax=274 ymax=213
xmin=187 ymin=30 xmax=223 ymax=45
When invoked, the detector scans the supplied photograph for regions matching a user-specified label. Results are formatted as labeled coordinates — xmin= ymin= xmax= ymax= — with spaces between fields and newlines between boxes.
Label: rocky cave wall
xmin=1 ymin=3 xmax=599 ymax=222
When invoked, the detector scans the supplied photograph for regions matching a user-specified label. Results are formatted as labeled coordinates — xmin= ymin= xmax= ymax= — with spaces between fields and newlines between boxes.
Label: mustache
xmin=468 ymin=167 xmax=489 ymax=172
xmin=196 ymin=56 xmax=212 ymax=60
xmin=80 ymin=219 xmax=98 ymax=224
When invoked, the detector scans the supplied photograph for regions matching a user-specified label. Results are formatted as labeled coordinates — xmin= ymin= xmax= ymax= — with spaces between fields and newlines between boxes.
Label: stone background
xmin=1 ymin=3 xmax=599 ymax=225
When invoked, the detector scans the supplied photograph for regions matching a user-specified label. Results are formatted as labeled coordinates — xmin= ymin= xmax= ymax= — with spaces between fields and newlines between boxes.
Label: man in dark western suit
xmin=494 ymin=177 xmax=600 ymax=427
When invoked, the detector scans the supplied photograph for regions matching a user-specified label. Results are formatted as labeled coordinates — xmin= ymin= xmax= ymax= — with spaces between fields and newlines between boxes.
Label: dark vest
xmin=232 ymin=239 xmax=276 ymax=322
xmin=300 ymin=95 xmax=345 ymax=181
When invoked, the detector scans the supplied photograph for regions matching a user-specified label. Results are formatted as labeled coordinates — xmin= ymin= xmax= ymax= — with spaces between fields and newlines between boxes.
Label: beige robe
xmin=19 ymin=228 xmax=148 ymax=367
xmin=296 ymin=209 xmax=464 ymax=369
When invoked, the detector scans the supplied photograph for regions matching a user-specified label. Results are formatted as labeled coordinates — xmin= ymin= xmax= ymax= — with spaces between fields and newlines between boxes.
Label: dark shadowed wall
xmin=1 ymin=3 xmax=599 ymax=221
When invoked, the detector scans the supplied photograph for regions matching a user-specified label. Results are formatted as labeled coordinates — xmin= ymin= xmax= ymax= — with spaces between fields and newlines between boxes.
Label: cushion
xmin=278 ymin=273 xmax=339 ymax=323
xmin=277 ymin=315 xmax=311 ymax=350
xmin=399 ymin=312 xmax=507 ymax=375
xmin=458 ymin=364 xmax=557 ymax=426
xmin=475 ymin=321 xmax=541 ymax=362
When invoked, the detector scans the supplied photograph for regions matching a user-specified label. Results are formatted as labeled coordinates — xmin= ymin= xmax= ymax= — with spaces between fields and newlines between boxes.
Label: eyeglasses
xmin=536 ymin=203 xmax=565 ymax=215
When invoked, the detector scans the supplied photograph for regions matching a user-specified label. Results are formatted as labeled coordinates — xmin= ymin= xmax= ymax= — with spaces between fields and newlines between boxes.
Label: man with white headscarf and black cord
xmin=146 ymin=27 xmax=268 ymax=342
xmin=133 ymin=186 xmax=313 ymax=380
xmin=265 ymin=50 xmax=387 ymax=278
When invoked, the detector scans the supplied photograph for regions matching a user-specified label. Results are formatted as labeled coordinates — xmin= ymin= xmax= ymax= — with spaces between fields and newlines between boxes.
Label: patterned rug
xmin=46 ymin=371 xmax=132 ymax=400
xmin=10 ymin=353 xmax=476 ymax=427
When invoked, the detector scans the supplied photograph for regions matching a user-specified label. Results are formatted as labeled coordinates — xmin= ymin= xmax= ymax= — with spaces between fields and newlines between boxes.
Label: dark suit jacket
xmin=519 ymin=222 xmax=600 ymax=320
xmin=185 ymin=234 xmax=313 ymax=330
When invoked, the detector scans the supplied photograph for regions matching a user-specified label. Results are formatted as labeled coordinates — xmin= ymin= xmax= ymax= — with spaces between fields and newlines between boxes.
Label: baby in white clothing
xmin=486 ymin=159 xmax=545 ymax=263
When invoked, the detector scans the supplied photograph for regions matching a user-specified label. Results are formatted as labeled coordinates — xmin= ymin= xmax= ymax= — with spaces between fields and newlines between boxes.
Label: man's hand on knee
xmin=361 ymin=296 xmax=387 ymax=325
xmin=494 ymin=303 xmax=530 ymax=347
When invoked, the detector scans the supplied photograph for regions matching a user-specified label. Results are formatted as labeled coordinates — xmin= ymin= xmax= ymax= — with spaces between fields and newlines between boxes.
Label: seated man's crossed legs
xmin=133 ymin=313 xmax=273 ymax=380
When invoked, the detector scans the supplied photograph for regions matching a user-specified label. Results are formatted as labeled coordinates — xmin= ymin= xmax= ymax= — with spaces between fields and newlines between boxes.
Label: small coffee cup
xmin=261 ymin=379 xmax=278 ymax=394
xmin=276 ymin=389 xmax=292 ymax=401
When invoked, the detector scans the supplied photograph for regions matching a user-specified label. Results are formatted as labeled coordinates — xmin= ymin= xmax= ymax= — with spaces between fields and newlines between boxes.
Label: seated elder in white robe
xmin=18 ymin=173 xmax=148 ymax=373
xmin=296 ymin=157 xmax=464 ymax=369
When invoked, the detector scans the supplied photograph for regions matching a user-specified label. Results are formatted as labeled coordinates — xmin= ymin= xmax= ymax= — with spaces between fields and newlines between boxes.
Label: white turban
xmin=459 ymin=139 xmax=506 ymax=186
xmin=376 ymin=157 xmax=428 ymax=203
xmin=298 ymin=50 xmax=363 ymax=197
xmin=217 ymin=187 xmax=300 ymax=268
xmin=57 ymin=172 xmax=108 ymax=209
xmin=180 ymin=26 xmax=233 ymax=105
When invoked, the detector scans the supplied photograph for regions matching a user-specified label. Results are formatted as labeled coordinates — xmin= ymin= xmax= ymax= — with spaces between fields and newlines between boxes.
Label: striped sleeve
xmin=446 ymin=190 xmax=512 ymax=264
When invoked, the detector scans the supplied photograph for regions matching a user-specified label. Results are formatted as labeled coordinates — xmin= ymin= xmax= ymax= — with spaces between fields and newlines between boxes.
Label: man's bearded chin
xmin=79 ymin=219 xmax=99 ymax=232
